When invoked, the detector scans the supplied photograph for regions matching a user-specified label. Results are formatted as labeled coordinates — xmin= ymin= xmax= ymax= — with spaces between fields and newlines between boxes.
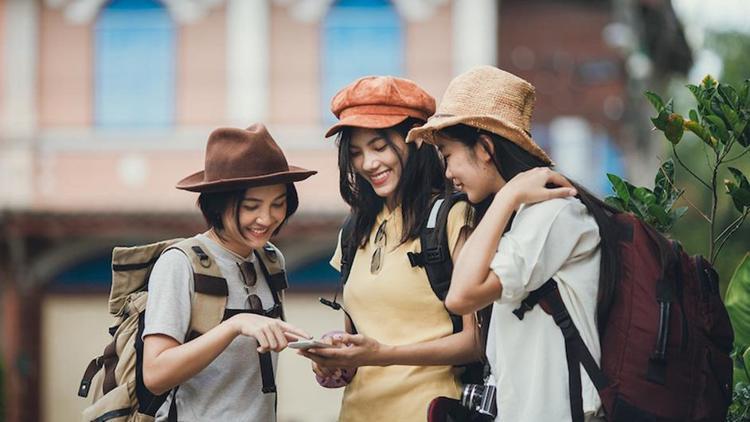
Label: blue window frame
xmin=94 ymin=0 xmax=175 ymax=128
xmin=321 ymin=0 xmax=403 ymax=122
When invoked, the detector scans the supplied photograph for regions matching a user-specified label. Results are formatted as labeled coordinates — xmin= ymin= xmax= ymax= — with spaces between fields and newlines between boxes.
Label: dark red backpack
xmin=514 ymin=212 xmax=734 ymax=421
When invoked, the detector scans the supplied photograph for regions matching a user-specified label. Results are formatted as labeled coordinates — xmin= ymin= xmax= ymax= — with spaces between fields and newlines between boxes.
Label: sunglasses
xmin=370 ymin=220 xmax=387 ymax=274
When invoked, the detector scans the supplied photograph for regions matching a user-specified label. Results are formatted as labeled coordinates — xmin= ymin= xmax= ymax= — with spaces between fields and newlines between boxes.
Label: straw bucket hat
xmin=176 ymin=123 xmax=316 ymax=192
xmin=406 ymin=66 xmax=552 ymax=164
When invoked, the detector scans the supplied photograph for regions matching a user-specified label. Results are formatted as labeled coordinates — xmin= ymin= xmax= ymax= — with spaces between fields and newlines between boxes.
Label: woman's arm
xmin=302 ymin=224 xmax=482 ymax=368
xmin=446 ymin=168 xmax=577 ymax=315
xmin=144 ymin=314 xmax=309 ymax=395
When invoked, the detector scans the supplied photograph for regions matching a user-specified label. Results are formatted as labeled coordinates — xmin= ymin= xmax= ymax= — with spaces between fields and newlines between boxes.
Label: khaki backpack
xmin=78 ymin=238 xmax=287 ymax=422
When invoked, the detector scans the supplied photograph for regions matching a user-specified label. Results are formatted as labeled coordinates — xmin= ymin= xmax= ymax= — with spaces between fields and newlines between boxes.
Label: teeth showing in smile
xmin=371 ymin=170 xmax=390 ymax=184
xmin=249 ymin=227 xmax=268 ymax=235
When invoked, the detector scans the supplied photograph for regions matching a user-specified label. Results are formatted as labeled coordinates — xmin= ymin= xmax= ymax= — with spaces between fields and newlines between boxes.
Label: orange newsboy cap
xmin=325 ymin=75 xmax=436 ymax=138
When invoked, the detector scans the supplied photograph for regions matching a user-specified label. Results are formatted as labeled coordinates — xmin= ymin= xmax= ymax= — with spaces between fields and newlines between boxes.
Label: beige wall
xmin=269 ymin=5 xmax=320 ymax=126
xmin=42 ymin=293 xmax=343 ymax=422
xmin=38 ymin=5 xmax=92 ymax=127
xmin=405 ymin=3 xmax=453 ymax=101
xmin=0 ymin=0 xmax=5 ymax=121
xmin=30 ymin=147 xmax=345 ymax=213
xmin=176 ymin=4 xmax=227 ymax=126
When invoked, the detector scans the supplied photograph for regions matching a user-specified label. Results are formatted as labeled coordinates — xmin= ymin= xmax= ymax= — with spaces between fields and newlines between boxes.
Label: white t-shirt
xmin=143 ymin=233 xmax=280 ymax=422
xmin=486 ymin=197 xmax=602 ymax=422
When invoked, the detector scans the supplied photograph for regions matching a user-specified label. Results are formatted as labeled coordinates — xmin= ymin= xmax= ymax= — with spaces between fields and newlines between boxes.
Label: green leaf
xmin=706 ymin=114 xmax=731 ymax=142
xmin=721 ymin=104 xmax=741 ymax=130
xmin=607 ymin=174 xmax=630 ymax=205
xmin=647 ymin=203 xmax=670 ymax=230
xmin=719 ymin=84 xmax=739 ymax=109
xmin=726 ymin=254 xmax=750 ymax=384
xmin=651 ymin=110 xmax=669 ymax=131
xmin=654 ymin=159 xmax=675 ymax=202
xmin=665 ymin=113 xmax=685 ymax=144
xmin=725 ymin=180 xmax=750 ymax=213
xmin=605 ymin=196 xmax=626 ymax=211
xmin=689 ymin=109 xmax=699 ymax=122
xmin=702 ymin=74 xmax=718 ymax=90
xmin=729 ymin=167 xmax=750 ymax=189
xmin=633 ymin=187 xmax=657 ymax=206
xmin=684 ymin=120 xmax=715 ymax=148
xmin=742 ymin=79 xmax=750 ymax=108
xmin=664 ymin=98 xmax=674 ymax=114
xmin=644 ymin=91 xmax=665 ymax=112
xmin=687 ymin=84 xmax=702 ymax=102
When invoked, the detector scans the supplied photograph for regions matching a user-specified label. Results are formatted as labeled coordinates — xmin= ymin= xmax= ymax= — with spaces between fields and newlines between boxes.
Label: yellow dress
xmin=330 ymin=201 xmax=471 ymax=421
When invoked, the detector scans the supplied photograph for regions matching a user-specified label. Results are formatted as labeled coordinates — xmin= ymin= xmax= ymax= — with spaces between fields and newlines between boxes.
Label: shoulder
xmin=515 ymin=197 xmax=590 ymax=226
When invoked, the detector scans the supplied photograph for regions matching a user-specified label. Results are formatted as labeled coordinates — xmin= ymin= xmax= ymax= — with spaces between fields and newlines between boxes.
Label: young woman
xmin=407 ymin=66 xmax=616 ymax=421
xmin=142 ymin=124 xmax=315 ymax=421
xmin=299 ymin=76 xmax=482 ymax=421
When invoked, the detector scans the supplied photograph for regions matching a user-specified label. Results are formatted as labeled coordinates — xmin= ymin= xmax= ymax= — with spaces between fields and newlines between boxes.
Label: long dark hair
xmin=439 ymin=124 xmax=621 ymax=331
xmin=337 ymin=118 xmax=446 ymax=247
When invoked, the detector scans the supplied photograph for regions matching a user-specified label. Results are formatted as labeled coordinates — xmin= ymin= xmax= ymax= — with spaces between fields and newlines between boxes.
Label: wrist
xmin=376 ymin=344 xmax=396 ymax=366
xmin=495 ymin=189 xmax=520 ymax=211
xmin=223 ymin=316 xmax=241 ymax=337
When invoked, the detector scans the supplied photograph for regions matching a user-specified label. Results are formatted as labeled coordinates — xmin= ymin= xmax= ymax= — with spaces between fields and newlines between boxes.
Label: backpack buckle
xmin=263 ymin=245 xmax=278 ymax=263
xmin=191 ymin=246 xmax=211 ymax=268
xmin=407 ymin=252 xmax=425 ymax=268
xmin=424 ymin=246 xmax=445 ymax=264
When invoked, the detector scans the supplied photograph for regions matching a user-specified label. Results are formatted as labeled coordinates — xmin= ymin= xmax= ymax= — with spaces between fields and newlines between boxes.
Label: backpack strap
xmin=169 ymin=238 xmax=228 ymax=341
xmin=254 ymin=241 xmax=288 ymax=321
xmin=406 ymin=193 xmax=467 ymax=333
xmin=514 ymin=279 xmax=609 ymax=422
xmin=319 ymin=214 xmax=356 ymax=311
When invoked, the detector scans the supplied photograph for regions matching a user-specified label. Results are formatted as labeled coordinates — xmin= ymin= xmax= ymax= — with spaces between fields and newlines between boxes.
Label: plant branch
xmin=708 ymin=148 xmax=720 ymax=264
xmin=725 ymin=147 xmax=750 ymax=163
xmin=672 ymin=144 xmax=712 ymax=190
xmin=715 ymin=210 xmax=749 ymax=244
xmin=712 ymin=210 xmax=748 ymax=263
xmin=656 ymin=154 xmax=710 ymax=222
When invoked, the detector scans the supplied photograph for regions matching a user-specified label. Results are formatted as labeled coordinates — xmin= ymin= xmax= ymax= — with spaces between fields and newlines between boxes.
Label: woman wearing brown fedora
xmin=406 ymin=66 xmax=614 ymax=421
xmin=141 ymin=124 xmax=315 ymax=421
xmin=297 ymin=76 xmax=482 ymax=421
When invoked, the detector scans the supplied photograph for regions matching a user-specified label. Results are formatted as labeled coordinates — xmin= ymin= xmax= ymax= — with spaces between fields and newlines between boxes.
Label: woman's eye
xmin=374 ymin=144 xmax=387 ymax=152
xmin=349 ymin=150 xmax=361 ymax=157
xmin=243 ymin=205 xmax=258 ymax=212
xmin=272 ymin=202 xmax=286 ymax=208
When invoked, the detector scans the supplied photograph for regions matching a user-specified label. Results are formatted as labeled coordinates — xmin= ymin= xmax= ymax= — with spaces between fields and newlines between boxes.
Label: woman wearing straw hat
xmin=298 ymin=76 xmax=482 ymax=421
xmin=141 ymin=124 xmax=315 ymax=421
xmin=406 ymin=66 xmax=614 ymax=421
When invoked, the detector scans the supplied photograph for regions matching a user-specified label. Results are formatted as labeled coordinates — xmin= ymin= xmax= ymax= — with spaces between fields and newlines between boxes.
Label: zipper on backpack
xmin=91 ymin=407 xmax=131 ymax=422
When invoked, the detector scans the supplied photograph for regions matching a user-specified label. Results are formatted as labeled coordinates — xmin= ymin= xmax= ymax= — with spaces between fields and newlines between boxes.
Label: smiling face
xmin=435 ymin=133 xmax=505 ymax=204
xmin=220 ymin=184 xmax=288 ymax=254
xmin=348 ymin=127 xmax=408 ymax=209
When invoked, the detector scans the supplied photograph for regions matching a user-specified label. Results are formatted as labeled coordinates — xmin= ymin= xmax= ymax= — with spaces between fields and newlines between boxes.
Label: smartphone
xmin=288 ymin=339 xmax=332 ymax=350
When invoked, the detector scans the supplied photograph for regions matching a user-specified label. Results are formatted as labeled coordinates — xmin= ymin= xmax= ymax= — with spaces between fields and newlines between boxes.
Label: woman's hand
xmin=299 ymin=333 xmax=388 ymax=368
xmin=498 ymin=167 xmax=577 ymax=210
xmin=228 ymin=314 xmax=310 ymax=353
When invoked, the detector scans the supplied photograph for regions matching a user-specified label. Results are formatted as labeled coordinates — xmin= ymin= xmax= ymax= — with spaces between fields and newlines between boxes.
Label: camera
xmin=460 ymin=383 xmax=497 ymax=419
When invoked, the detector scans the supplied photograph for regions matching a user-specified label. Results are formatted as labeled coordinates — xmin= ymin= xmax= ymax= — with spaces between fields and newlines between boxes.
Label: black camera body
xmin=460 ymin=383 xmax=497 ymax=419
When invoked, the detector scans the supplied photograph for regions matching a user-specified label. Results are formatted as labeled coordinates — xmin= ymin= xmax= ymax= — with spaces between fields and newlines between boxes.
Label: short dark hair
xmin=197 ymin=183 xmax=299 ymax=238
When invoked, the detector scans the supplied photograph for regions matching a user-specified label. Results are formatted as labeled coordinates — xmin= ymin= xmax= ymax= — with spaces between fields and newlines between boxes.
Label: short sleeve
xmin=445 ymin=201 xmax=473 ymax=257
xmin=490 ymin=198 xmax=599 ymax=304
xmin=329 ymin=229 xmax=343 ymax=272
xmin=142 ymin=248 xmax=194 ymax=343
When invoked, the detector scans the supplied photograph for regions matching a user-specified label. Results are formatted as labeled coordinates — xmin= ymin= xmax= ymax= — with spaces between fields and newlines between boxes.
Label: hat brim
xmin=406 ymin=115 xmax=553 ymax=165
xmin=176 ymin=165 xmax=317 ymax=193
xmin=325 ymin=114 xmax=410 ymax=138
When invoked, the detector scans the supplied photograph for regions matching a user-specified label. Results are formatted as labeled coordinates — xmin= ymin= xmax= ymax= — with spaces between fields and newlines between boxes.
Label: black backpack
xmin=321 ymin=193 xmax=489 ymax=383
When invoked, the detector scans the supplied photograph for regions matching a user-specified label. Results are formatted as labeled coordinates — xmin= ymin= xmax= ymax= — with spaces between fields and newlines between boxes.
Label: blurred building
xmin=0 ymin=0 xmax=689 ymax=421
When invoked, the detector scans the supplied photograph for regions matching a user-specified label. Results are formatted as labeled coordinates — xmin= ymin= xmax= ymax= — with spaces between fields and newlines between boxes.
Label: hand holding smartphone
xmin=288 ymin=338 xmax=333 ymax=350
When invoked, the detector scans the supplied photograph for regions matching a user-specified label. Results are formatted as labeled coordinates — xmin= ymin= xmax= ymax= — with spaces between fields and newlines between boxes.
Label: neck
xmin=385 ymin=195 xmax=400 ymax=212
xmin=208 ymin=229 xmax=253 ymax=258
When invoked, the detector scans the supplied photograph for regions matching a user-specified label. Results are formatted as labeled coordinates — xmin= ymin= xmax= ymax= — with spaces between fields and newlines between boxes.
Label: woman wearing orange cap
xmin=141 ymin=124 xmax=315 ymax=421
xmin=299 ymin=76 xmax=482 ymax=421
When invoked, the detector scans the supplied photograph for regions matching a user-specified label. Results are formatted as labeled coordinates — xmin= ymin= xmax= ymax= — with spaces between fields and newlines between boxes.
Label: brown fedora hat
xmin=406 ymin=66 xmax=552 ymax=165
xmin=325 ymin=75 xmax=435 ymax=138
xmin=176 ymin=123 xmax=316 ymax=192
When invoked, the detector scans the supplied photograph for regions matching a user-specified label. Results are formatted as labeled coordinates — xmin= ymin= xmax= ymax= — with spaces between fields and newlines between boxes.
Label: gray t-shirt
xmin=143 ymin=233 xmax=281 ymax=421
